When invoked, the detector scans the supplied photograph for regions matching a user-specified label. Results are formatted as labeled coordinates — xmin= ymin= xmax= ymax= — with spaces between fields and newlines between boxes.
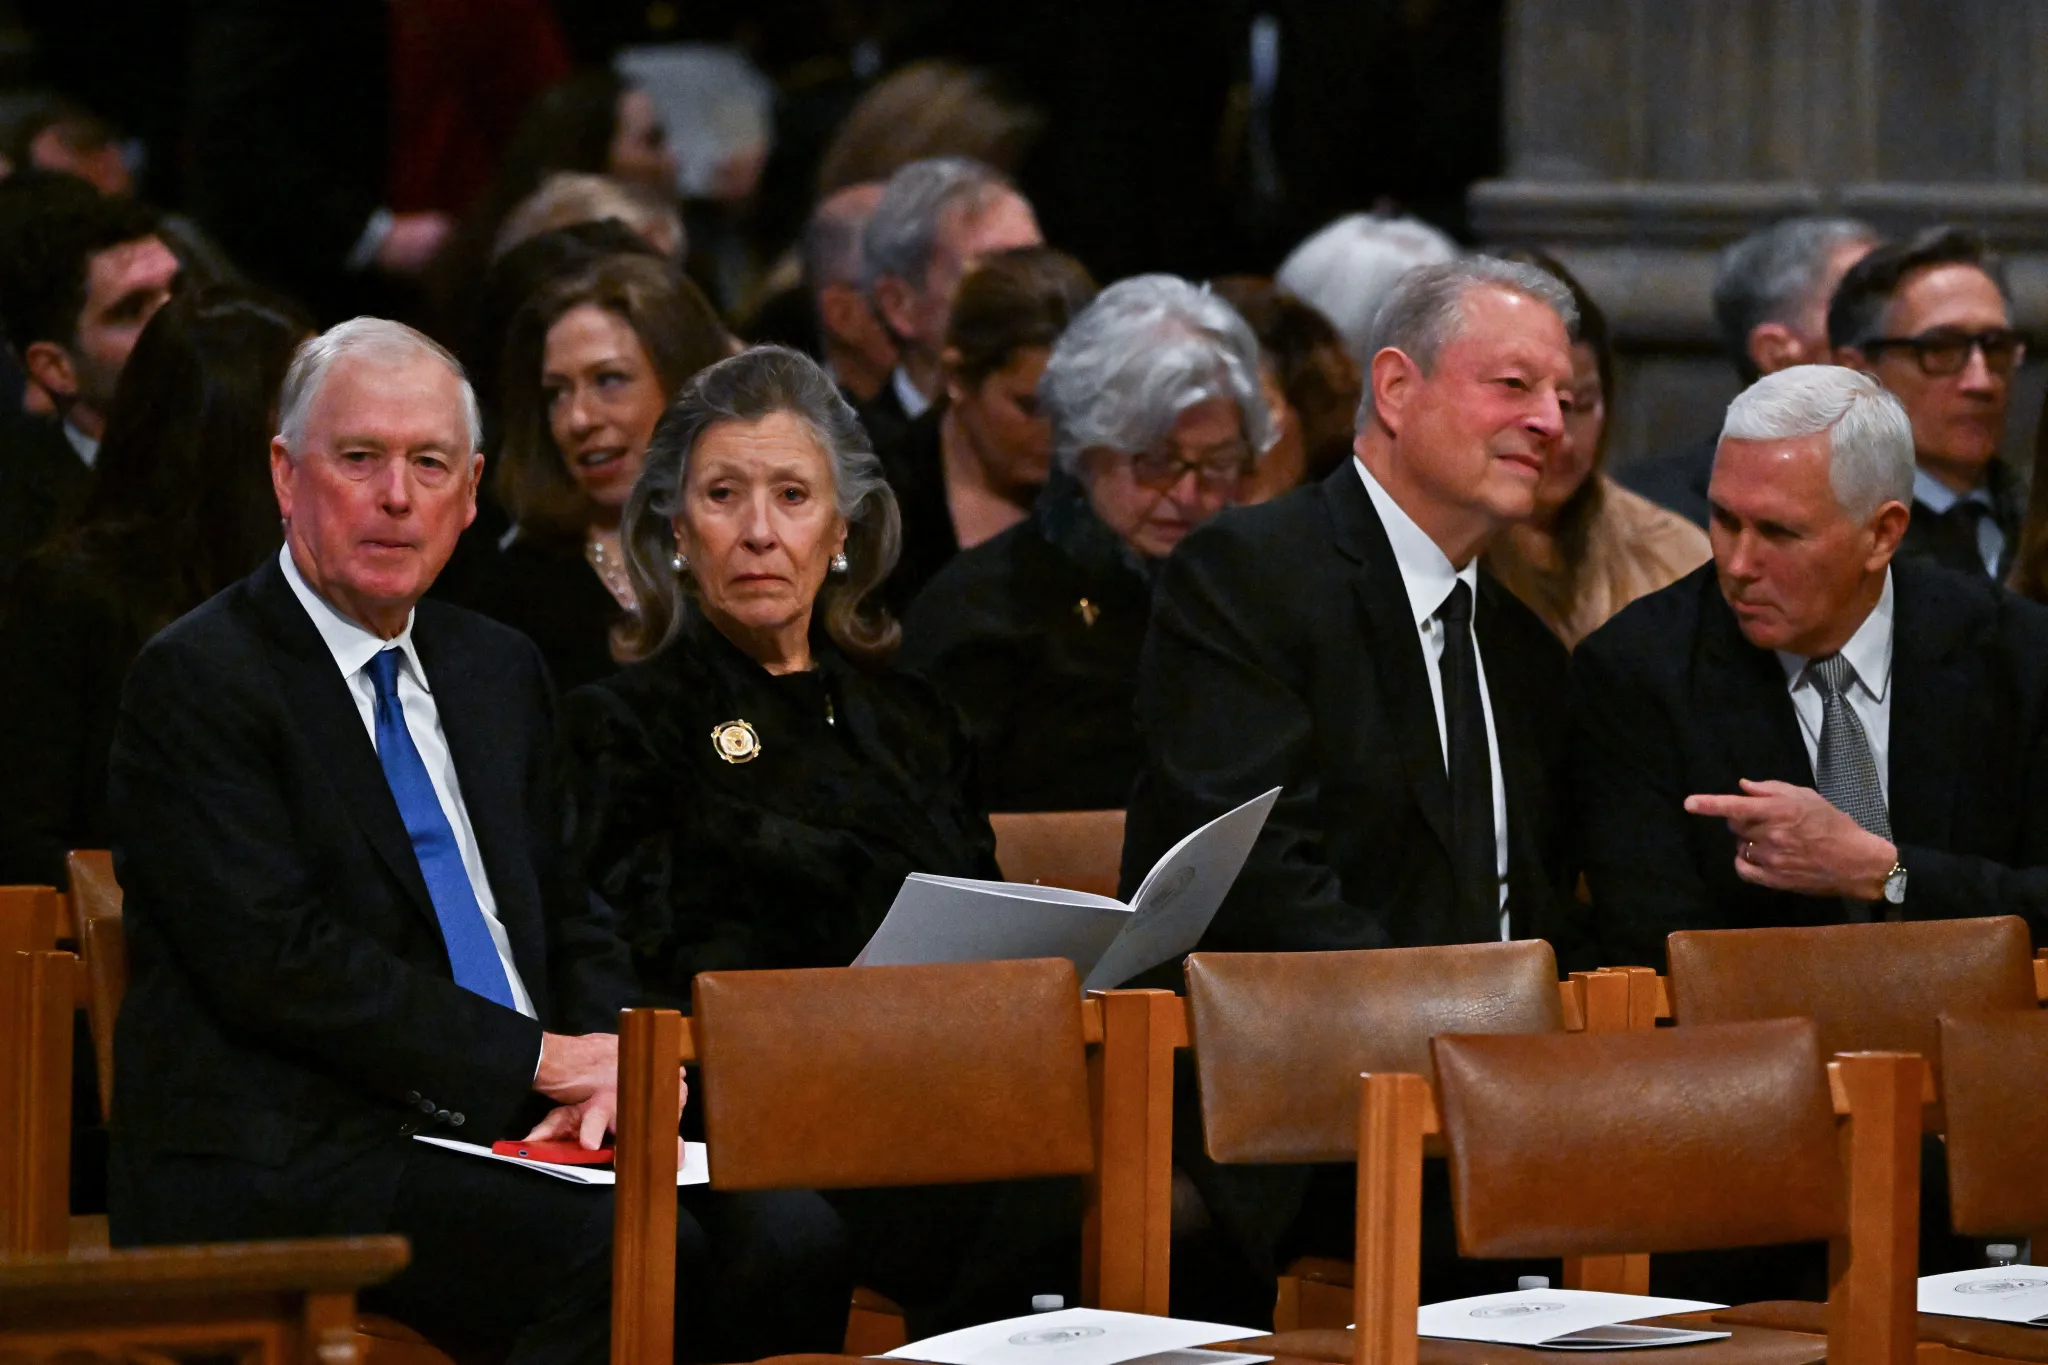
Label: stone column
xmin=1474 ymin=0 xmax=2048 ymax=467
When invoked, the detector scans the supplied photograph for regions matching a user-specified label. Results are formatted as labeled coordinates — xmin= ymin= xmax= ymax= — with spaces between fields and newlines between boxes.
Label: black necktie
xmin=1437 ymin=581 xmax=1498 ymax=940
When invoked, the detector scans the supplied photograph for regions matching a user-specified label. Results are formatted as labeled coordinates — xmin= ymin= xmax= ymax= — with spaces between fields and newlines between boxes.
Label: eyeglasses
xmin=1860 ymin=327 xmax=2030 ymax=377
xmin=1128 ymin=443 xmax=1254 ymax=492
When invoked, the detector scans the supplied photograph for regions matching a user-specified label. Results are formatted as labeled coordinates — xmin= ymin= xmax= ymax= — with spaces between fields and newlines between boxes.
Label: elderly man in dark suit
xmin=1573 ymin=364 xmax=2048 ymax=970
xmin=105 ymin=320 xmax=841 ymax=1364
xmin=1122 ymin=256 xmax=1583 ymax=1322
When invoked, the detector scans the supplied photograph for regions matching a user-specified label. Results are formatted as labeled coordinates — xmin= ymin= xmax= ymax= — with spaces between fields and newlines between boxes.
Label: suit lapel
xmin=249 ymin=559 xmax=439 ymax=927
xmin=1322 ymin=466 xmax=1454 ymax=854
xmin=1885 ymin=565 xmax=1967 ymax=853
xmin=1474 ymin=577 xmax=1543 ymax=934
xmin=414 ymin=610 xmax=550 ymax=1004
xmin=1693 ymin=579 xmax=1813 ymax=790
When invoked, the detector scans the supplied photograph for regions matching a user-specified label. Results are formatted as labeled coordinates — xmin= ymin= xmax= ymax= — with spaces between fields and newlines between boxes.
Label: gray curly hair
xmin=1037 ymin=274 xmax=1275 ymax=477
xmin=616 ymin=345 xmax=903 ymax=665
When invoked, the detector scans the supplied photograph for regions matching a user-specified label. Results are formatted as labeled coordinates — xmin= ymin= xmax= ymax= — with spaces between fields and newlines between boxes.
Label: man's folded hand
xmin=529 ymin=1031 xmax=688 ymax=1150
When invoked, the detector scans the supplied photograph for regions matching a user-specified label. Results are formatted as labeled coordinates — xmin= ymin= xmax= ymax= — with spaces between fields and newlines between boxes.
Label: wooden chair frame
xmin=1351 ymin=1050 xmax=1926 ymax=1365
xmin=611 ymin=984 xmax=1179 ymax=1365
xmin=2 ymin=947 xmax=80 ymax=1255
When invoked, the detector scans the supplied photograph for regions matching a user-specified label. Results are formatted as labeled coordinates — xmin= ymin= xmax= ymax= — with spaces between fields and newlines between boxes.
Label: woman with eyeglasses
xmin=901 ymin=275 xmax=1274 ymax=811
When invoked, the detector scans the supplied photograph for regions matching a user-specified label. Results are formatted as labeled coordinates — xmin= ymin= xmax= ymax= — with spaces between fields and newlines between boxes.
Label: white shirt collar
xmin=1354 ymin=457 xmax=1478 ymax=627
xmin=277 ymin=543 xmax=430 ymax=694
xmin=1776 ymin=568 xmax=1894 ymax=701
xmin=62 ymin=420 xmax=98 ymax=469
xmin=891 ymin=364 xmax=932 ymax=421
xmin=1912 ymin=465 xmax=1993 ymax=514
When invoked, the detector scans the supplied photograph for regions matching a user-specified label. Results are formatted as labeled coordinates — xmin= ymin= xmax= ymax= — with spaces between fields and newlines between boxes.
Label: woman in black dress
xmin=560 ymin=345 xmax=1071 ymax=1334
xmin=470 ymin=253 xmax=729 ymax=689
xmin=900 ymin=274 xmax=1274 ymax=811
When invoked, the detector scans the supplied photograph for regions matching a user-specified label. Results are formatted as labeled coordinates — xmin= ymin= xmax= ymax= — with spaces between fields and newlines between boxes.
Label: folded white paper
xmin=856 ymin=788 xmax=1280 ymax=991
xmin=412 ymin=1135 xmax=709 ymax=1186
xmin=1919 ymin=1265 xmax=2048 ymax=1324
xmin=879 ymin=1307 xmax=1264 ymax=1365
xmin=1418 ymin=1289 xmax=1728 ymax=1348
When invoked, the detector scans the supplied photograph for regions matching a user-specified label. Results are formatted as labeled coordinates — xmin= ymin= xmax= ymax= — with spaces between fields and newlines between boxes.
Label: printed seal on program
xmin=1006 ymin=1326 xmax=1108 ymax=1347
xmin=1956 ymin=1277 xmax=2048 ymax=1294
xmin=710 ymin=719 xmax=763 ymax=764
xmin=1469 ymin=1302 xmax=1568 ymax=1319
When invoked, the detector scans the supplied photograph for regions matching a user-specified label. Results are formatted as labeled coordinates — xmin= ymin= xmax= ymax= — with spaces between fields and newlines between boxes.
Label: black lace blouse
xmin=557 ymin=609 xmax=1000 ymax=1007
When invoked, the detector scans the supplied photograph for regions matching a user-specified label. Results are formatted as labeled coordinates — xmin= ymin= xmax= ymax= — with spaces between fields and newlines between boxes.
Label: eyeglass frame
xmin=1123 ymin=440 xmax=1257 ymax=493
xmin=1856 ymin=326 xmax=2031 ymax=377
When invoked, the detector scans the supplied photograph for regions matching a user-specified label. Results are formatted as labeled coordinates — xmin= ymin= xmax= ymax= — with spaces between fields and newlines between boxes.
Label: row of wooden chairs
xmin=10 ymin=826 xmax=2048 ymax=1365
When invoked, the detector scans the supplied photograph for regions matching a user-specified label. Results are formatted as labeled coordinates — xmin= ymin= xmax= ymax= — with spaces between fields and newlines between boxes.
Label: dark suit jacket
xmin=1895 ymin=460 xmax=2023 ymax=581
xmin=1120 ymin=463 xmax=1580 ymax=959
xmin=0 ymin=414 xmax=89 ymax=588
xmin=462 ymin=532 xmax=627 ymax=695
xmin=1572 ymin=560 xmax=2048 ymax=967
xmin=105 ymin=557 xmax=636 ymax=1245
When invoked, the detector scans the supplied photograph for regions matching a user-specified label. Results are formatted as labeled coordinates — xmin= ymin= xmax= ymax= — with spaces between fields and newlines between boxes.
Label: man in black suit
xmin=1617 ymin=216 xmax=1876 ymax=529
xmin=106 ymin=320 xmax=840 ymax=1364
xmin=1574 ymin=364 xmax=2048 ymax=970
xmin=1830 ymin=226 xmax=2026 ymax=582
xmin=0 ymin=172 xmax=179 ymax=581
xmin=1122 ymin=257 xmax=1582 ymax=1322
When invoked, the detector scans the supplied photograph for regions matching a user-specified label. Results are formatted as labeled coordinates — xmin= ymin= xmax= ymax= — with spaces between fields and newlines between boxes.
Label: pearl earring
xmin=671 ymin=552 xmax=688 ymax=573
xmin=830 ymin=551 xmax=849 ymax=574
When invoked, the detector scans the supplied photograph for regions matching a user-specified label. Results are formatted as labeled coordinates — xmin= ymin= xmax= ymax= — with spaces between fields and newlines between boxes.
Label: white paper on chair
xmin=854 ymin=788 xmax=1279 ymax=991
xmin=1919 ymin=1265 xmax=2048 ymax=1323
xmin=410 ymin=1135 xmax=709 ymax=1186
xmin=878 ymin=1307 xmax=1267 ymax=1365
xmin=1417 ymin=1289 xmax=1729 ymax=1349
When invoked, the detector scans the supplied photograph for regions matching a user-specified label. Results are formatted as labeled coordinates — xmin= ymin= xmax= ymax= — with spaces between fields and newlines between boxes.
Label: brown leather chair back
xmin=989 ymin=810 xmax=1126 ymax=900
xmin=64 ymin=851 xmax=124 ymax=1113
xmin=1667 ymin=916 xmax=2034 ymax=1108
xmin=1940 ymin=1009 xmax=2048 ymax=1235
xmin=692 ymin=957 xmax=1096 ymax=1189
xmin=1432 ymin=1017 xmax=1844 ymax=1259
xmin=1185 ymin=940 xmax=1563 ymax=1164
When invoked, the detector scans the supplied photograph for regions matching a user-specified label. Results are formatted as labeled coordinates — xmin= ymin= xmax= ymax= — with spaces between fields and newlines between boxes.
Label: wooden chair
xmin=0 ymin=1234 xmax=411 ymax=1365
xmin=1165 ymin=943 xmax=1621 ymax=1329
xmin=989 ymin=810 xmax=1126 ymax=899
xmin=0 ymin=884 xmax=64 ymax=957
xmin=1231 ymin=1018 xmax=1923 ymax=1365
xmin=66 ymin=848 xmax=126 ymax=1111
xmin=609 ymin=958 xmax=1177 ymax=1365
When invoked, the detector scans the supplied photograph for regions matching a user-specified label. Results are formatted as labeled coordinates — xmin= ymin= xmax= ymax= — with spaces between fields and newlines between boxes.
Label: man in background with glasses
xmin=1830 ymin=226 xmax=2027 ymax=580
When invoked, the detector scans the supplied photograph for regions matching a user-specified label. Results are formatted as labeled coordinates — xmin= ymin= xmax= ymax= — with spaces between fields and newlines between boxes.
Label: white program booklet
xmin=855 ymin=788 xmax=1280 ymax=991
xmin=1418 ymin=1289 xmax=1728 ymax=1350
xmin=1920 ymin=1265 xmax=2048 ymax=1323
xmin=412 ymin=1135 xmax=710 ymax=1186
xmin=879 ymin=1307 xmax=1265 ymax=1365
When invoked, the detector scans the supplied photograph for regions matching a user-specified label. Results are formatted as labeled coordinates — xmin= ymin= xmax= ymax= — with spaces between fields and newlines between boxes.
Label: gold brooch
xmin=710 ymin=719 xmax=762 ymax=764
xmin=1074 ymin=597 xmax=1101 ymax=627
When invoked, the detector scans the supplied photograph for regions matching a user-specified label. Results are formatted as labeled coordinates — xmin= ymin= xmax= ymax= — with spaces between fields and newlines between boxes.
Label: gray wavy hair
xmin=1357 ymin=255 xmax=1580 ymax=427
xmin=616 ymin=345 xmax=903 ymax=664
xmin=1275 ymin=212 xmax=1459 ymax=364
xmin=861 ymin=155 xmax=1015 ymax=294
xmin=1719 ymin=364 xmax=1914 ymax=520
xmin=1038 ymin=274 xmax=1275 ymax=477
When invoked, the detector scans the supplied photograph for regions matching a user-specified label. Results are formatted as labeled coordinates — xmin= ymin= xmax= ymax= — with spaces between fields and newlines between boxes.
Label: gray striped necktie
xmin=1807 ymin=653 xmax=1890 ymax=839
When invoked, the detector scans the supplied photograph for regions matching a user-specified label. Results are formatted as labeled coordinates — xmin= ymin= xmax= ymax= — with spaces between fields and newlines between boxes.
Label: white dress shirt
xmin=279 ymin=545 xmax=537 ymax=1017
xmin=890 ymin=364 xmax=933 ymax=421
xmin=1354 ymin=459 xmax=1511 ymax=938
xmin=1914 ymin=466 xmax=2004 ymax=577
xmin=63 ymin=420 xmax=98 ymax=470
xmin=1775 ymin=569 xmax=1894 ymax=804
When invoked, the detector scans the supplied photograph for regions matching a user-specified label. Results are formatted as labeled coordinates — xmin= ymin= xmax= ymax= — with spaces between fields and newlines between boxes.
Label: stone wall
xmin=1474 ymin=0 xmax=2048 ymax=472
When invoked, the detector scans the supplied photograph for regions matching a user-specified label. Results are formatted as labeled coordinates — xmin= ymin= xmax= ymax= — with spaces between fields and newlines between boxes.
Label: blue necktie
xmin=368 ymin=648 xmax=517 ymax=1008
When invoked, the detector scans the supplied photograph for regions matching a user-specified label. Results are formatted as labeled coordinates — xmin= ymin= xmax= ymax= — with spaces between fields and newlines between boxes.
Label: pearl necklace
xmin=584 ymin=535 xmax=638 ymax=611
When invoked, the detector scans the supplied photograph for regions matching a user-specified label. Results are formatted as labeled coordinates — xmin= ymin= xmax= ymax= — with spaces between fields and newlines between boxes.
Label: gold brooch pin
xmin=1074 ymin=597 xmax=1101 ymax=627
xmin=710 ymin=719 xmax=762 ymax=764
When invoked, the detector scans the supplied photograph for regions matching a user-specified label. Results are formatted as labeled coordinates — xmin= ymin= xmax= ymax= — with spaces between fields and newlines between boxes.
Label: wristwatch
xmin=1881 ymin=860 xmax=1908 ymax=906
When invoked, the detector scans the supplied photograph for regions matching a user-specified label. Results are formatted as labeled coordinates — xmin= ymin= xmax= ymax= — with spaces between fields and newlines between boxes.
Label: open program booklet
xmin=411 ymin=1136 xmax=710 ymax=1186
xmin=854 ymin=789 xmax=1280 ymax=991
xmin=1417 ymin=1289 xmax=1729 ymax=1350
